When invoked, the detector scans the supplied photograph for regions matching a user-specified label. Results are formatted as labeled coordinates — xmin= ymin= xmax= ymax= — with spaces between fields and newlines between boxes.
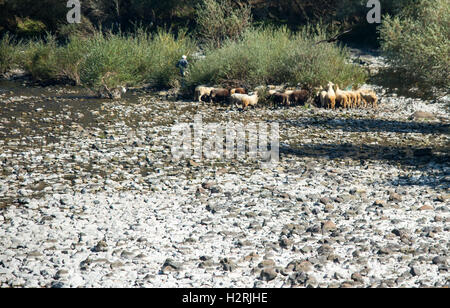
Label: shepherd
xmin=176 ymin=55 xmax=189 ymax=77
xmin=176 ymin=55 xmax=188 ymax=87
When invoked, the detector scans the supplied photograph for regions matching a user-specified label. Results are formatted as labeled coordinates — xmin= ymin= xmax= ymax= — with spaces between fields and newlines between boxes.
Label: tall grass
xmin=187 ymin=26 xmax=367 ymax=91
xmin=0 ymin=34 xmax=22 ymax=74
xmin=2 ymin=25 xmax=367 ymax=92
xmin=195 ymin=0 xmax=252 ymax=48
xmin=1 ymin=28 xmax=196 ymax=89
xmin=60 ymin=29 xmax=195 ymax=88
xmin=21 ymin=34 xmax=59 ymax=81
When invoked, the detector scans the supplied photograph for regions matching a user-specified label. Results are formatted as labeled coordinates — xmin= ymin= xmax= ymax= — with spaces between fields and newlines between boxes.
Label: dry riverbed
xmin=0 ymin=78 xmax=449 ymax=288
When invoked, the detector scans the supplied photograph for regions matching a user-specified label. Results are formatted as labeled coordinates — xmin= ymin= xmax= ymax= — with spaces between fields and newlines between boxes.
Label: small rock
xmin=419 ymin=205 xmax=433 ymax=211
xmin=410 ymin=111 xmax=435 ymax=120
xmin=161 ymin=258 xmax=182 ymax=272
xmin=373 ymin=200 xmax=386 ymax=207
xmin=317 ymin=244 xmax=334 ymax=255
xmin=258 ymin=259 xmax=276 ymax=268
xmin=305 ymin=276 xmax=318 ymax=288
xmin=389 ymin=192 xmax=402 ymax=202
xmin=436 ymin=195 xmax=447 ymax=202
xmin=410 ymin=266 xmax=422 ymax=277
xmin=432 ymin=256 xmax=447 ymax=265
xmin=319 ymin=197 xmax=331 ymax=205
xmin=201 ymin=181 xmax=216 ymax=190
xmin=279 ymin=238 xmax=293 ymax=248
xmin=322 ymin=221 xmax=337 ymax=232
xmin=351 ymin=272 xmax=364 ymax=283
xmin=297 ymin=261 xmax=313 ymax=272
xmin=110 ymin=261 xmax=124 ymax=269
xmin=93 ymin=240 xmax=108 ymax=252
xmin=51 ymin=281 xmax=65 ymax=288
xmin=378 ymin=247 xmax=392 ymax=255
xmin=300 ymin=246 xmax=313 ymax=254
xmin=220 ymin=258 xmax=237 ymax=272
xmin=260 ymin=268 xmax=278 ymax=281
xmin=54 ymin=270 xmax=69 ymax=279
xmin=27 ymin=251 xmax=43 ymax=257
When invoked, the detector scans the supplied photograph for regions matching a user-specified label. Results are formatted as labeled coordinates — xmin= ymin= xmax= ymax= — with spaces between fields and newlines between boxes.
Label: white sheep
xmin=194 ymin=85 xmax=215 ymax=102
xmin=326 ymin=82 xmax=336 ymax=109
xmin=319 ymin=90 xmax=328 ymax=107
xmin=242 ymin=93 xmax=259 ymax=108
xmin=230 ymin=93 xmax=247 ymax=105
xmin=231 ymin=93 xmax=258 ymax=109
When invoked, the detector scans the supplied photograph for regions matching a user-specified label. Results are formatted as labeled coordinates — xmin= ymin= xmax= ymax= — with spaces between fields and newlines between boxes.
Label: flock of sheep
xmin=194 ymin=83 xmax=378 ymax=110
xmin=194 ymin=86 xmax=259 ymax=108
xmin=318 ymin=82 xmax=378 ymax=109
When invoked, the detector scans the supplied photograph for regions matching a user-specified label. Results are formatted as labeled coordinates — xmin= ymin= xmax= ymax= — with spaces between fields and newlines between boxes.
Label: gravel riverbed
xmin=0 ymin=75 xmax=449 ymax=288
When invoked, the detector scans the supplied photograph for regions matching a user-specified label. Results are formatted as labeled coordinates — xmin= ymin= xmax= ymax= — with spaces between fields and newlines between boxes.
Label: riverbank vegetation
xmin=1 ymin=29 xmax=196 ymax=89
xmin=187 ymin=26 xmax=367 ymax=90
xmin=0 ymin=0 xmax=448 ymax=96
xmin=379 ymin=0 xmax=450 ymax=90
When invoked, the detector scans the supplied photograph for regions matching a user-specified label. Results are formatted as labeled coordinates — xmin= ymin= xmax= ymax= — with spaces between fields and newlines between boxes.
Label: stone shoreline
xmin=0 ymin=72 xmax=449 ymax=287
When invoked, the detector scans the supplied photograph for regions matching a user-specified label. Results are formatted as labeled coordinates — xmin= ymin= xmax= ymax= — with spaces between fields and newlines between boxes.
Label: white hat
xmin=182 ymin=55 xmax=187 ymax=59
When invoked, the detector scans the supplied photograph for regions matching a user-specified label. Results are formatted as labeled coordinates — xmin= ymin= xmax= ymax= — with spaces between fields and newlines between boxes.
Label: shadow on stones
xmin=280 ymin=143 xmax=447 ymax=166
xmin=283 ymin=117 xmax=449 ymax=135
xmin=279 ymin=143 xmax=449 ymax=188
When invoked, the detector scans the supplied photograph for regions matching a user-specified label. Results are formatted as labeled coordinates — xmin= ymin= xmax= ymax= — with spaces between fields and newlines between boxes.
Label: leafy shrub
xmin=187 ymin=26 xmax=367 ymax=91
xmin=10 ymin=28 xmax=196 ymax=88
xmin=21 ymin=34 xmax=58 ymax=81
xmin=379 ymin=0 xmax=450 ymax=89
xmin=0 ymin=34 xmax=20 ymax=74
xmin=195 ymin=0 xmax=252 ymax=48
xmin=16 ymin=18 xmax=47 ymax=37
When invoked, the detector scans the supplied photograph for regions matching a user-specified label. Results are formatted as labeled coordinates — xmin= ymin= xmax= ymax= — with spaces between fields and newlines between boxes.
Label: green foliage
xmin=0 ymin=0 xmax=67 ymax=35
xmin=336 ymin=0 xmax=418 ymax=20
xmin=21 ymin=34 xmax=58 ymax=81
xmin=16 ymin=18 xmax=47 ymax=36
xmin=187 ymin=26 xmax=367 ymax=90
xmin=0 ymin=34 xmax=19 ymax=73
xmin=57 ymin=16 xmax=97 ymax=40
xmin=195 ymin=0 xmax=252 ymax=48
xmin=10 ymin=28 xmax=196 ymax=88
xmin=379 ymin=0 xmax=450 ymax=89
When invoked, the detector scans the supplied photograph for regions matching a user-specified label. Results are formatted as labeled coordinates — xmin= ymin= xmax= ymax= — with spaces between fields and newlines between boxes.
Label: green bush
xmin=187 ymin=26 xmax=367 ymax=90
xmin=141 ymin=29 xmax=197 ymax=88
xmin=64 ymin=29 xmax=196 ymax=88
xmin=379 ymin=0 xmax=450 ymax=89
xmin=195 ymin=0 xmax=252 ymax=48
xmin=9 ymin=28 xmax=196 ymax=88
xmin=16 ymin=18 xmax=47 ymax=37
xmin=21 ymin=34 xmax=58 ymax=81
xmin=0 ymin=34 xmax=20 ymax=74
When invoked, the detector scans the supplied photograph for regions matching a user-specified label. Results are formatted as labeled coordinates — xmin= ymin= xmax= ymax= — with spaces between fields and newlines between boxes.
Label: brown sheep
xmin=270 ymin=91 xmax=290 ymax=106
xmin=230 ymin=88 xmax=246 ymax=95
xmin=340 ymin=90 xmax=357 ymax=108
xmin=210 ymin=88 xmax=230 ymax=103
xmin=289 ymin=90 xmax=310 ymax=106
xmin=334 ymin=84 xmax=349 ymax=109
xmin=359 ymin=90 xmax=378 ymax=108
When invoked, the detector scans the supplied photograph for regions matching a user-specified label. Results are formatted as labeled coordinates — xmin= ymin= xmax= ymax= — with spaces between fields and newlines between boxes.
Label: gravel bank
xmin=0 ymin=78 xmax=449 ymax=288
